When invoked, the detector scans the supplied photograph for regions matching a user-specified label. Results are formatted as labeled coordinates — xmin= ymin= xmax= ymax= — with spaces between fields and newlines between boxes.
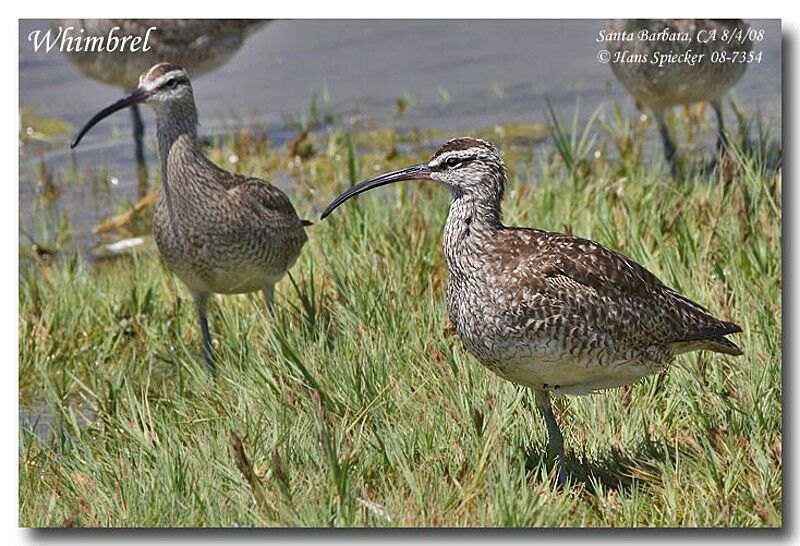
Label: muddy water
xmin=19 ymin=19 xmax=782 ymax=251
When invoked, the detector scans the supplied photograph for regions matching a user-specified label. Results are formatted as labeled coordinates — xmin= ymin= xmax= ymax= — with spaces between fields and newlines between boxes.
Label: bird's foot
xmin=200 ymin=344 xmax=218 ymax=380
xmin=545 ymin=443 xmax=568 ymax=488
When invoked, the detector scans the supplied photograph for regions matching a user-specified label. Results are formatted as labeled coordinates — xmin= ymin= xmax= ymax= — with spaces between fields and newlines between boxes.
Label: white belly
xmin=480 ymin=350 xmax=663 ymax=396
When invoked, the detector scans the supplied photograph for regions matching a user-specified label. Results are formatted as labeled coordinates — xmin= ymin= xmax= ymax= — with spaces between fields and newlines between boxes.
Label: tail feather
xmin=301 ymin=219 xmax=314 ymax=227
xmin=671 ymin=335 xmax=743 ymax=356
xmin=671 ymin=320 xmax=742 ymax=344
xmin=702 ymin=336 xmax=744 ymax=356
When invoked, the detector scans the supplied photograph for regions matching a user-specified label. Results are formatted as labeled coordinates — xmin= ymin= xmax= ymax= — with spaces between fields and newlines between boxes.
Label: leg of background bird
xmin=711 ymin=98 xmax=729 ymax=157
xmin=534 ymin=389 xmax=567 ymax=487
xmin=131 ymin=103 xmax=149 ymax=197
xmin=192 ymin=291 xmax=217 ymax=378
xmin=654 ymin=108 xmax=679 ymax=178
xmin=263 ymin=285 xmax=275 ymax=317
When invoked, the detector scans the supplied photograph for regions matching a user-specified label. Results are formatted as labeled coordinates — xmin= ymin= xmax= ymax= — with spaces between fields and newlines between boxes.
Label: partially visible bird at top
xmin=71 ymin=62 xmax=309 ymax=378
xmin=57 ymin=19 xmax=266 ymax=190
xmin=605 ymin=19 xmax=752 ymax=177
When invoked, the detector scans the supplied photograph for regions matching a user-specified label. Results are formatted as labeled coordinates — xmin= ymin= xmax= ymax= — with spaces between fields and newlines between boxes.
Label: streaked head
xmin=320 ymin=137 xmax=507 ymax=219
xmin=136 ymin=63 xmax=194 ymax=107
xmin=71 ymin=63 xmax=194 ymax=149
xmin=426 ymin=137 xmax=506 ymax=195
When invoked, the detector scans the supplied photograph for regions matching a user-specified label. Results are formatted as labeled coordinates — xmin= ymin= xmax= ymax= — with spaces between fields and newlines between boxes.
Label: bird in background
xmin=58 ymin=19 xmax=266 ymax=191
xmin=605 ymin=19 xmax=752 ymax=177
xmin=72 ymin=63 xmax=309 ymax=377
xmin=321 ymin=137 xmax=742 ymax=485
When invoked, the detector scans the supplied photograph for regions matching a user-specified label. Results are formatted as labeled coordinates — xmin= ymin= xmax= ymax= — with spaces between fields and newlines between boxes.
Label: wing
xmin=191 ymin=151 xmax=298 ymax=217
xmin=227 ymin=177 xmax=306 ymax=231
xmin=492 ymin=228 xmax=741 ymax=348
xmin=222 ymin=177 xmax=309 ymax=271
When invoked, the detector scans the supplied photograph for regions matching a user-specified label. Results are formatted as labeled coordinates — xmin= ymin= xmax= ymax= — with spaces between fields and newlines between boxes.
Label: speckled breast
xmin=446 ymin=274 xmax=545 ymax=367
xmin=152 ymin=191 xmax=294 ymax=295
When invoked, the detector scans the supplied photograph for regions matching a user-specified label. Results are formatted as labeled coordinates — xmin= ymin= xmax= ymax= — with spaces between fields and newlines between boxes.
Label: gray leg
xmin=262 ymin=284 xmax=275 ymax=317
xmin=534 ymin=389 xmax=567 ymax=487
xmin=132 ymin=103 xmax=145 ymax=165
xmin=131 ymin=103 xmax=149 ymax=197
xmin=192 ymin=291 xmax=217 ymax=378
xmin=653 ymin=108 xmax=679 ymax=178
xmin=710 ymin=98 xmax=728 ymax=156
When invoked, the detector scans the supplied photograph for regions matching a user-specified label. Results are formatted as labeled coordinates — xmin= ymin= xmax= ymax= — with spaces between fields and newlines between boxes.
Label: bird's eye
xmin=446 ymin=156 xmax=461 ymax=168
xmin=165 ymin=78 xmax=177 ymax=88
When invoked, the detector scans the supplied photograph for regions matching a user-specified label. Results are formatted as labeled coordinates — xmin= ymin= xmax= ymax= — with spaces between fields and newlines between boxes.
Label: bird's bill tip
xmin=320 ymin=163 xmax=432 ymax=220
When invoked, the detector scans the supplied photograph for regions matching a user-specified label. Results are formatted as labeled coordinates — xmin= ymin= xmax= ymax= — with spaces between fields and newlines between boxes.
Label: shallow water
xmin=19 ymin=19 xmax=782 ymax=252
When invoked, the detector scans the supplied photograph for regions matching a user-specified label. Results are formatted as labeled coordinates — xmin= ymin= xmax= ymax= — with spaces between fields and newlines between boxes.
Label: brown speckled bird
xmin=321 ymin=137 xmax=742 ymax=485
xmin=57 ymin=19 xmax=265 ymax=171
xmin=72 ymin=63 xmax=309 ymax=377
xmin=605 ymin=19 xmax=752 ymax=175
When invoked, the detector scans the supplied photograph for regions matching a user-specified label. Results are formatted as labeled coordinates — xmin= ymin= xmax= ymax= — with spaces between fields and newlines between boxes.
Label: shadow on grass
xmin=523 ymin=435 xmax=673 ymax=494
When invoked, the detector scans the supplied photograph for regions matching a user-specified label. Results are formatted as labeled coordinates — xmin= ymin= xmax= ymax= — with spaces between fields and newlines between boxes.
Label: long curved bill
xmin=71 ymin=87 xmax=151 ymax=149
xmin=320 ymin=163 xmax=432 ymax=219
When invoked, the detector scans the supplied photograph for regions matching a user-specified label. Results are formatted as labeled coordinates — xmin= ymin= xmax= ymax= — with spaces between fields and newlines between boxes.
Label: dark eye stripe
xmin=161 ymin=76 xmax=188 ymax=89
xmin=443 ymin=155 xmax=477 ymax=169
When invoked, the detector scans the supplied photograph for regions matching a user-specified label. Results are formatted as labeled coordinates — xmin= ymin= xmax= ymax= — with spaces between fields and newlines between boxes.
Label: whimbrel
xmin=59 ymin=19 xmax=265 ymax=181
xmin=606 ymin=19 xmax=752 ymax=175
xmin=321 ymin=137 xmax=742 ymax=485
xmin=72 ymin=63 xmax=309 ymax=377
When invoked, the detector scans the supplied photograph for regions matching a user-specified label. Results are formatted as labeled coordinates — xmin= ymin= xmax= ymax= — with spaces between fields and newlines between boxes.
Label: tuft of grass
xmin=19 ymin=102 xmax=781 ymax=527
xmin=545 ymin=98 xmax=602 ymax=190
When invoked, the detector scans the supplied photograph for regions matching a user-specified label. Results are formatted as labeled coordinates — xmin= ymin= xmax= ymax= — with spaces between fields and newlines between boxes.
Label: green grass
xmin=19 ymin=105 xmax=781 ymax=527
